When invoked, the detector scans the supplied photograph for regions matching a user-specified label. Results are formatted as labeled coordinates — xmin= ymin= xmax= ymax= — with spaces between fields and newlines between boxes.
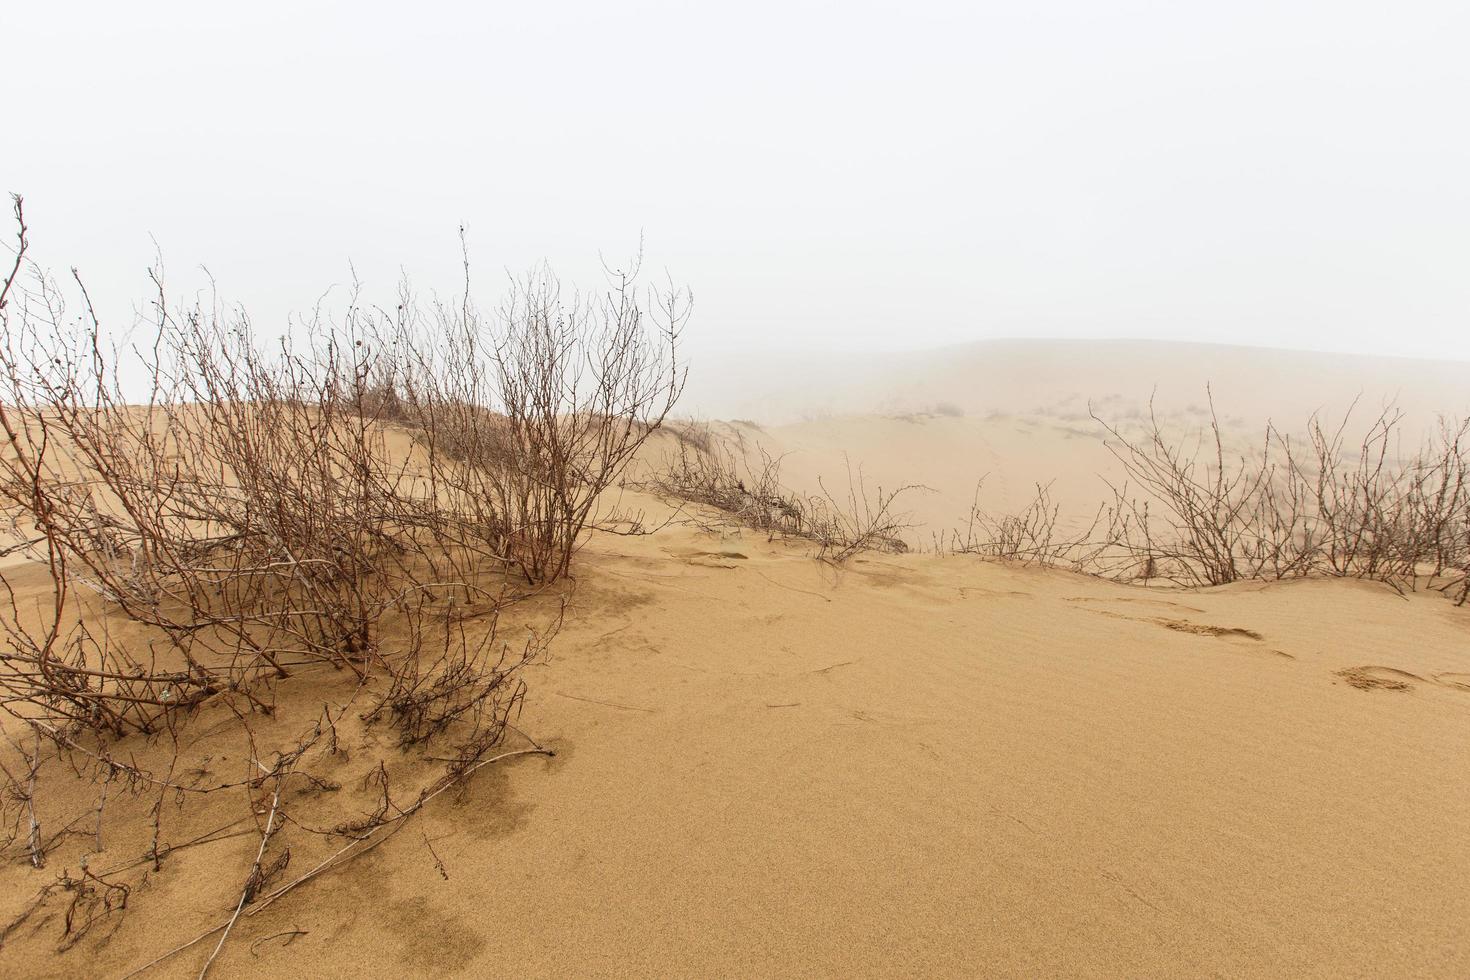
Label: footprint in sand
xmin=958 ymin=586 xmax=1032 ymax=600
xmin=672 ymin=547 xmax=749 ymax=568
xmin=1433 ymin=672 xmax=1470 ymax=693
xmin=1065 ymin=595 xmax=1206 ymax=614
xmin=1089 ymin=608 xmax=1266 ymax=644
xmin=1148 ymin=617 xmax=1263 ymax=641
xmin=1335 ymin=666 xmax=1424 ymax=692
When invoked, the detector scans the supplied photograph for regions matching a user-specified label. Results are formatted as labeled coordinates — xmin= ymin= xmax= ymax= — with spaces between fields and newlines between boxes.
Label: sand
xmin=363 ymin=524 xmax=1470 ymax=979
xmin=2 ymin=341 xmax=1468 ymax=977
xmin=680 ymin=339 xmax=1470 ymax=543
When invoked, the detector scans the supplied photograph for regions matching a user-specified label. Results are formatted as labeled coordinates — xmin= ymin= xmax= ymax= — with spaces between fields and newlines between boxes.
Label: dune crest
xmin=1 ymin=295 xmax=1466 ymax=977
xmin=4 ymin=486 xmax=1468 ymax=977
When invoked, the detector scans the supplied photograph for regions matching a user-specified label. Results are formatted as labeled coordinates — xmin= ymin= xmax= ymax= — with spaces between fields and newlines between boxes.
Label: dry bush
xmin=392 ymin=249 xmax=689 ymax=583
xmin=1409 ymin=416 xmax=1470 ymax=580
xmin=1089 ymin=393 xmax=1306 ymax=586
xmin=0 ymin=200 xmax=678 ymax=739
xmin=1092 ymin=394 xmax=1470 ymax=588
xmin=646 ymin=428 xmax=920 ymax=561
xmin=953 ymin=386 xmax=1470 ymax=594
xmin=362 ymin=598 xmax=551 ymax=756
xmin=807 ymin=461 xmax=921 ymax=562
xmin=645 ymin=426 xmax=808 ymax=538
xmin=1 ymin=862 xmax=131 ymax=951
xmin=0 ymin=196 xmax=633 ymax=971
xmin=944 ymin=479 xmax=1114 ymax=572
xmin=0 ymin=260 xmax=451 ymax=733
xmin=667 ymin=419 xmax=717 ymax=456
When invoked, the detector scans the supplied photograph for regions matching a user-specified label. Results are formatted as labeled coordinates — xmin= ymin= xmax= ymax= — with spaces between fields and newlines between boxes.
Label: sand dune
xmin=684 ymin=339 xmax=1470 ymax=427
xmin=395 ymin=519 xmax=1470 ymax=978
xmin=675 ymin=340 xmax=1470 ymax=544
xmin=3 ymin=489 xmax=1468 ymax=977
xmin=704 ymin=413 xmax=1115 ymax=541
xmin=2 ymin=341 xmax=1468 ymax=978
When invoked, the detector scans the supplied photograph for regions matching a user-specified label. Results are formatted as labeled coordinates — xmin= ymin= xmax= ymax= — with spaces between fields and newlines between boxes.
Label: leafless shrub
xmin=953 ymin=386 xmax=1470 ymax=593
xmin=945 ymin=479 xmax=1113 ymax=571
xmin=0 ymin=863 xmax=130 ymax=952
xmin=1091 ymin=394 xmax=1469 ymax=588
xmin=668 ymin=419 xmax=717 ymax=455
xmin=363 ymin=598 xmax=554 ymax=750
xmin=1088 ymin=392 xmax=1306 ymax=586
xmin=644 ymin=428 xmax=808 ymax=539
xmin=0 ymin=197 xmax=582 ymax=970
xmin=0 ymin=730 xmax=44 ymax=867
xmin=646 ymin=430 xmax=921 ymax=560
xmin=393 ymin=247 xmax=690 ymax=583
xmin=0 ymin=266 xmax=436 ymax=730
xmin=1412 ymin=416 xmax=1470 ymax=577
xmin=0 ymin=199 xmax=664 ymax=743
xmin=806 ymin=460 xmax=922 ymax=563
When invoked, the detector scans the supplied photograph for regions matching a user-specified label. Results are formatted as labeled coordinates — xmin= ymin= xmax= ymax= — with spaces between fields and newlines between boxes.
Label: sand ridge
xmin=2 ymin=334 xmax=1469 ymax=977
xmin=279 ymin=515 xmax=1470 ymax=977
xmin=5 ymin=487 xmax=1464 ymax=977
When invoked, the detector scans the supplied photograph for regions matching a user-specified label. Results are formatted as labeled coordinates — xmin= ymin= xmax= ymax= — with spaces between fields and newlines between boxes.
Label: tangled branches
xmin=0 ymin=195 xmax=674 ymax=970
xmin=645 ymin=427 xmax=920 ymax=561
xmin=948 ymin=389 xmax=1470 ymax=595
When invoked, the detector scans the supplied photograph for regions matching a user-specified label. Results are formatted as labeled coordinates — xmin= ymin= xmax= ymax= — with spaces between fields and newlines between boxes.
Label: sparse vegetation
xmin=648 ymin=425 xmax=807 ymax=538
xmin=943 ymin=479 xmax=1113 ymax=572
xmin=949 ymin=389 xmax=1470 ymax=597
xmin=646 ymin=426 xmax=920 ymax=561
xmin=807 ymin=461 xmax=922 ymax=562
xmin=1 ymin=189 xmax=1466 ymax=980
xmin=0 ymin=196 xmax=681 ymax=971
xmin=391 ymin=247 xmax=689 ymax=582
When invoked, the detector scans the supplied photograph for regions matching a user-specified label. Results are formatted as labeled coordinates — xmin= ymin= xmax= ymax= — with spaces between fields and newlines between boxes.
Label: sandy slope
xmin=718 ymin=412 xmax=1117 ymax=541
xmin=310 ymin=517 xmax=1470 ymax=978
xmin=676 ymin=340 xmax=1470 ymax=544
xmin=4 ymin=491 xmax=1467 ymax=978
xmin=2 ymin=339 xmax=1468 ymax=977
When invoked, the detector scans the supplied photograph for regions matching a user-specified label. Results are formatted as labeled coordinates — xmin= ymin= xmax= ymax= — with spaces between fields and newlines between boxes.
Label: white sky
xmin=6 ymin=1 xmax=1469 ymax=361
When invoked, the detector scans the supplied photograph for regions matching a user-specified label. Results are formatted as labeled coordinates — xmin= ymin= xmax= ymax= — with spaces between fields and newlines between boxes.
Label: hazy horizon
xmin=692 ymin=334 xmax=1470 ymax=363
xmin=7 ymin=1 xmax=1470 ymax=363
xmin=6 ymin=7 xmax=1470 ymax=976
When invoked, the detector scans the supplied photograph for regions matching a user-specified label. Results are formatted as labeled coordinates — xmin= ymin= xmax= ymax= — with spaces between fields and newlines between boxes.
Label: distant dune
xmin=6 ymin=481 xmax=1470 ymax=978
xmin=684 ymin=339 xmax=1470 ymax=426
xmin=3 ymin=340 xmax=1468 ymax=978
xmin=674 ymin=340 xmax=1470 ymax=541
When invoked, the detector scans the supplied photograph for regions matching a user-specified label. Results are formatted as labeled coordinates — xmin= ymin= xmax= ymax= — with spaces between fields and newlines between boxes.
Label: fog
xmin=6 ymin=1 xmax=1469 ymax=361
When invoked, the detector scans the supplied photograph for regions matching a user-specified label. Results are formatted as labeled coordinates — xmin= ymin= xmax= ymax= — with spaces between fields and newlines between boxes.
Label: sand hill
xmin=1 ymin=340 xmax=1467 ymax=978
xmin=683 ymin=339 xmax=1470 ymax=426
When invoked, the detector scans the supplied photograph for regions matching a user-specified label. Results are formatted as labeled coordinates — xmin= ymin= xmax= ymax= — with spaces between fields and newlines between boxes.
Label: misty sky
xmin=6 ymin=1 xmax=1469 ymax=361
